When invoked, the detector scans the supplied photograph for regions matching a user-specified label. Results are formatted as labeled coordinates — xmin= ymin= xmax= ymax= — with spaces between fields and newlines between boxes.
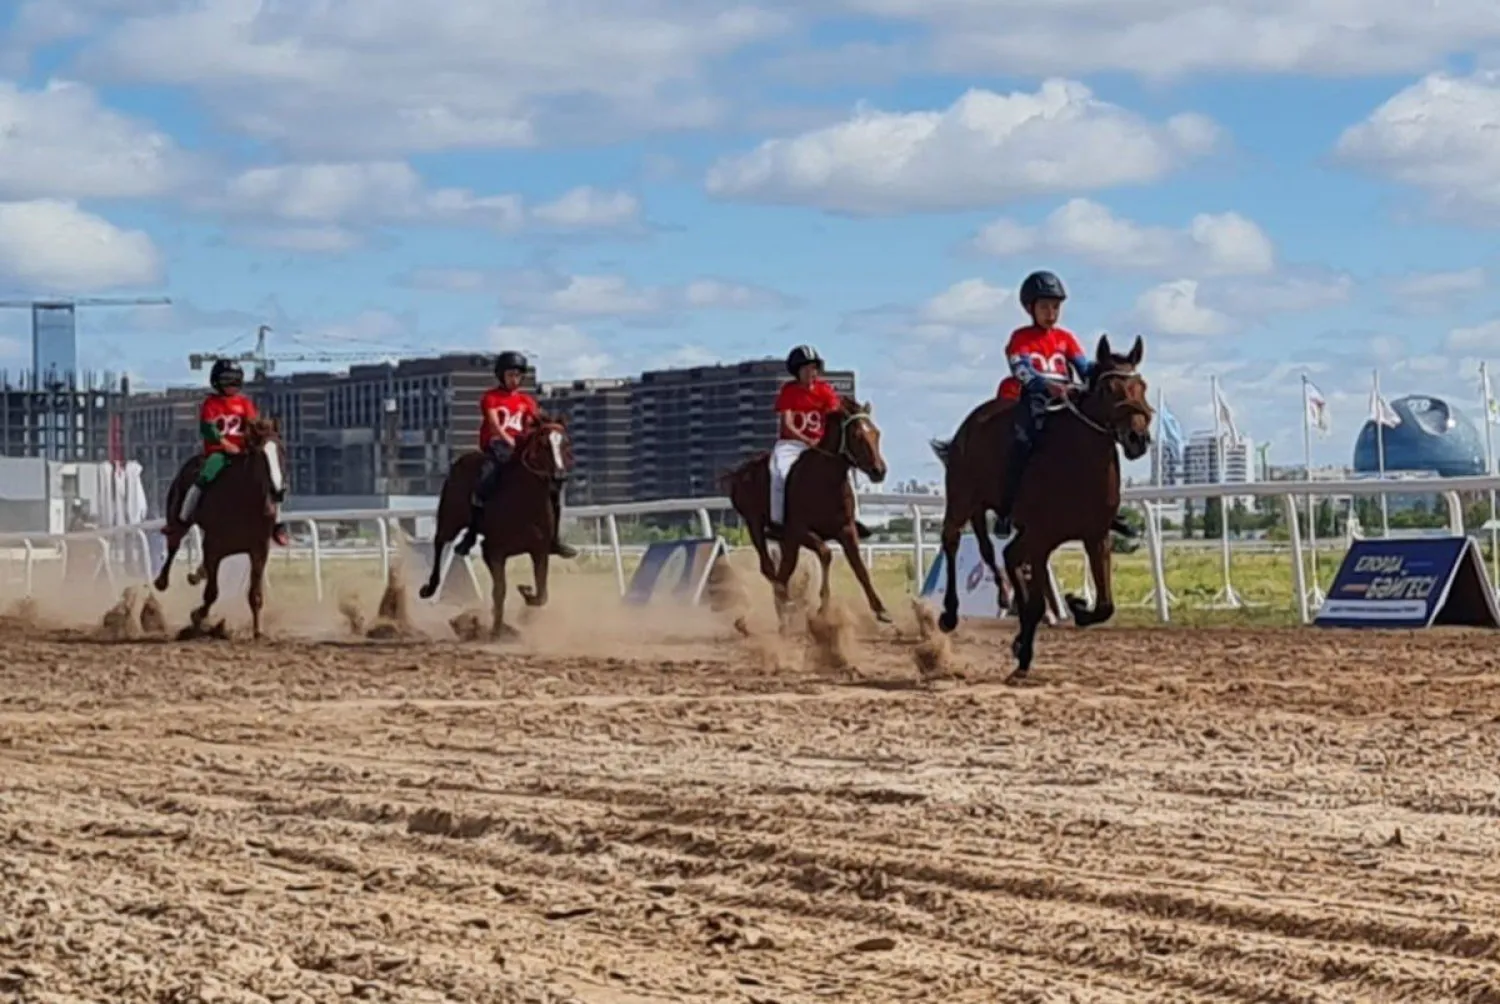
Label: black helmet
xmin=1019 ymin=270 xmax=1067 ymax=310
xmin=209 ymin=358 xmax=243 ymax=389
xmin=494 ymin=350 xmax=528 ymax=379
xmin=786 ymin=344 xmax=824 ymax=376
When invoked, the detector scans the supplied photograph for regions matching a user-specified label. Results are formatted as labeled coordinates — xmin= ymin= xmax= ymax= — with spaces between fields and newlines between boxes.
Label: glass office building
xmin=31 ymin=303 xmax=77 ymax=389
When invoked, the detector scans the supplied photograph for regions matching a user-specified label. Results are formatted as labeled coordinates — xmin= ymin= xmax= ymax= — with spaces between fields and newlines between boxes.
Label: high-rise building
xmin=31 ymin=304 xmax=78 ymax=389
xmin=538 ymin=378 xmax=634 ymax=505
xmin=1180 ymin=430 xmax=1254 ymax=506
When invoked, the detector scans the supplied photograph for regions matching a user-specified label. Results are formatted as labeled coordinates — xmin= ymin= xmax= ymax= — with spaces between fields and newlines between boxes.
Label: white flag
xmin=1304 ymin=379 xmax=1330 ymax=435
xmin=1213 ymin=383 xmax=1240 ymax=440
xmin=1369 ymin=387 xmax=1400 ymax=428
xmin=1481 ymin=365 xmax=1499 ymax=424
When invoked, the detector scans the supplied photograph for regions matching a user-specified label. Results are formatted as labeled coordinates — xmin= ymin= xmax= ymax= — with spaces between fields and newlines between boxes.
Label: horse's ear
xmin=863 ymin=400 xmax=873 ymax=416
xmin=1127 ymin=335 xmax=1143 ymax=365
xmin=1096 ymin=333 xmax=1113 ymax=362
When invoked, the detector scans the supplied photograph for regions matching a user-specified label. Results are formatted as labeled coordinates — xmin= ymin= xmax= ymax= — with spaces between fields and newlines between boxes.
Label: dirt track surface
xmin=5 ymin=622 xmax=1500 ymax=1002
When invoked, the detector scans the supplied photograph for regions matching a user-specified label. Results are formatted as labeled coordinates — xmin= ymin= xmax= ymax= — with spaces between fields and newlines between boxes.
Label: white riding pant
xmin=769 ymin=439 xmax=808 ymax=524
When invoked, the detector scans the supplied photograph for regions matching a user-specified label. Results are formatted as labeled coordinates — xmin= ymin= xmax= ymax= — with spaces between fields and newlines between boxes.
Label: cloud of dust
xmin=910 ymin=598 xmax=958 ymax=680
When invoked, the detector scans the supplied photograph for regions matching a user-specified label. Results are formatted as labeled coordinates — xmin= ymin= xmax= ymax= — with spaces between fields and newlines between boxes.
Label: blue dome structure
xmin=1352 ymin=394 xmax=1487 ymax=477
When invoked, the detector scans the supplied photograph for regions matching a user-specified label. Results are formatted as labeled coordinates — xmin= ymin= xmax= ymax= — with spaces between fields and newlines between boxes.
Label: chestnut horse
xmin=722 ymin=395 xmax=891 ymax=627
xmin=932 ymin=335 xmax=1152 ymax=679
xmin=153 ymin=416 xmax=287 ymax=638
xmin=419 ymin=419 xmax=573 ymax=639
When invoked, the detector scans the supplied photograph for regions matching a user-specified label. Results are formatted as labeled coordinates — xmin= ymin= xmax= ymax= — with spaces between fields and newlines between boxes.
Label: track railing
xmin=0 ymin=473 xmax=1489 ymax=625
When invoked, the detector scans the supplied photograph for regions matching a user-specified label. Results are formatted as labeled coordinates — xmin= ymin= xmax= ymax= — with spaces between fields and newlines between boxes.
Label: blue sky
xmin=2 ymin=1 xmax=1500 ymax=484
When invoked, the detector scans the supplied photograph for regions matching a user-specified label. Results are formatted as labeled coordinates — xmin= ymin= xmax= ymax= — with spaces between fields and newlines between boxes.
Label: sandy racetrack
xmin=4 ymin=611 xmax=1500 ymax=1002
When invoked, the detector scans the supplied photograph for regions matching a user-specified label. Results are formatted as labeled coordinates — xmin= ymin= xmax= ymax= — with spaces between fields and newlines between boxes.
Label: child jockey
xmin=993 ymin=270 xmax=1094 ymax=536
xmin=177 ymin=358 xmax=290 ymax=546
xmin=454 ymin=350 xmax=577 ymax=559
xmin=769 ymin=344 xmax=871 ymax=540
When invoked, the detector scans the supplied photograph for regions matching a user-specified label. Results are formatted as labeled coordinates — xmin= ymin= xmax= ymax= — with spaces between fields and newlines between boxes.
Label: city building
xmin=1178 ymin=430 xmax=1254 ymax=507
xmin=1352 ymin=394 xmax=1487 ymax=478
xmin=628 ymin=359 xmax=856 ymax=501
xmin=538 ymin=378 xmax=634 ymax=505
xmin=0 ymin=367 xmax=128 ymax=463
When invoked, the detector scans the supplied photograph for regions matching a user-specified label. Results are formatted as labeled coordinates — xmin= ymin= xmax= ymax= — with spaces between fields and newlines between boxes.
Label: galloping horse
xmin=722 ymin=395 xmax=891 ymax=627
xmin=420 ymin=418 xmax=573 ymax=638
xmin=153 ymin=416 xmax=287 ymax=639
xmin=932 ymin=335 xmax=1151 ymax=679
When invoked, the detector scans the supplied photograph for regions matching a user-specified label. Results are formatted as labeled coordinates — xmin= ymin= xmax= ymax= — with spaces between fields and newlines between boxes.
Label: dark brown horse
xmin=419 ymin=419 xmax=572 ymax=638
xmin=153 ymin=416 xmax=287 ymax=638
xmin=932 ymin=335 xmax=1151 ymax=679
xmin=722 ymin=395 xmax=891 ymax=628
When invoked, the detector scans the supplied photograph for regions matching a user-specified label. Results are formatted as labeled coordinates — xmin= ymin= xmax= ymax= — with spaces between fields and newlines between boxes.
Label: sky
xmin=2 ymin=1 xmax=1500 ymax=485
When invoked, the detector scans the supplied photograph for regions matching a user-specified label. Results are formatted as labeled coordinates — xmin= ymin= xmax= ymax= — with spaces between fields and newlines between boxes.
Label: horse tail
xmin=930 ymin=438 xmax=952 ymax=467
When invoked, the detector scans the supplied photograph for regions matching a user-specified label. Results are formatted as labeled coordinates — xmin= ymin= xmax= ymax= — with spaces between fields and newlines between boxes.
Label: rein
xmin=815 ymin=408 xmax=878 ymax=467
xmin=1050 ymin=369 xmax=1148 ymax=441
xmin=517 ymin=425 xmax=567 ymax=478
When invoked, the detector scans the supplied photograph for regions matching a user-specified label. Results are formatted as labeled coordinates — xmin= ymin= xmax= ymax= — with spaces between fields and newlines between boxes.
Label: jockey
xmin=454 ymin=350 xmax=577 ymax=559
xmin=770 ymin=344 xmax=871 ymax=539
xmin=179 ymin=358 xmax=289 ymax=546
xmin=993 ymin=270 xmax=1094 ymax=535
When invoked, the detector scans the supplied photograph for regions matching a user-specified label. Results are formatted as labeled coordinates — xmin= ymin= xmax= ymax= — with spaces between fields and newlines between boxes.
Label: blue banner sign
xmin=1315 ymin=535 xmax=1499 ymax=629
xmin=624 ymin=536 xmax=726 ymax=606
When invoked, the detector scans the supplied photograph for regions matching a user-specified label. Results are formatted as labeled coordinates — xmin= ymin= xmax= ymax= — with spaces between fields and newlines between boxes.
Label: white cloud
xmin=919 ymin=278 xmax=1011 ymax=329
xmin=488 ymin=323 xmax=613 ymax=380
xmin=1447 ymin=320 xmax=1500 ymax=354
xmin=231 ymin=225 xmax=364 ymax=253
xmin=218 ymin=162 xmax=525 ymax=229
xmin=495 ymin=270 xmax=794 ymax=319
xmin=1336 ymin=72 xmax=1500 ymax=220
xmin=0 ymin=199 xmax=163 ymax=292
xmin=531 ymin=187 xmax=641 ymax=230
xmin=1133 ymin=280 xmax=1233 ymax=337
xmin=74 ymin=1 xmax=784 ymax=156
xmin=1391 ymin=267 xmax=1486 ymax=300
xmin=828 ymin=1 xmax=1500 ymax=80
xmin=1213 ymin=271 xmax=1354 ymax=316
xmin=972 ymin=198 xmax=1274 ymax=276
xmin=0 ymin=78 xmax=191 ymax=199
xmin=704 ymin=80 xmax=1221 ymax=214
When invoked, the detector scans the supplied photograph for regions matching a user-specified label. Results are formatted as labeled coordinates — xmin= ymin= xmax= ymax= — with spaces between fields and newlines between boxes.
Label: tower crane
xmin=188 ymin=324 xmax=397 ymax=381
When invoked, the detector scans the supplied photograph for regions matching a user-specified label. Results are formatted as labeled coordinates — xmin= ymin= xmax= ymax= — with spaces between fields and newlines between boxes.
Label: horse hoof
xmin=1004 ymin=669 xmax=1030 ymax=686
xmin=517 ymin=585 xmax=544 ymax=607
xmin=937 ymin=610 xmax=958 ymax=633
xmin=874 ymin=609 xmax=892 ymax=624
xmin=152 ymin=575 xmax=169 ymax=593
xmin=490 ymin=624 xmax=521 ymax=643
xmin=418 ymin=583 xmax=436 ymax=600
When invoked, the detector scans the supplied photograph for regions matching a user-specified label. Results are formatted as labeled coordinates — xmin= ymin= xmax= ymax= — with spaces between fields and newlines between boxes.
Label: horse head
xmin=1083 ymin=334 xmax=1152 ymax=461
xmin=243 ymin=415 xmax=288 ymax=498
xmin=518 ymin=415 xmax=574 ymax=482
xmin=820 ymin=395 xmax=888 ymax=483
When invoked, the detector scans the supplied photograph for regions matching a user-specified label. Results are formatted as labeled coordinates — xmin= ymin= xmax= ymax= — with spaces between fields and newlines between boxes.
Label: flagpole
xmin=1154 ymin=387 xmax=1165 ymax=488
xmin=1483 ymin=362 xmax=1497 ymax=589
xmin=1372 ymin=368 xmax=1390 ymax=535
xmin=1301 ymin=375 xmax=1323 ymax=606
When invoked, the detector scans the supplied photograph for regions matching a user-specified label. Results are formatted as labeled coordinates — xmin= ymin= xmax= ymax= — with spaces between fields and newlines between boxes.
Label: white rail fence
xmin=0 ymin=475 xmax=1488 ymax=626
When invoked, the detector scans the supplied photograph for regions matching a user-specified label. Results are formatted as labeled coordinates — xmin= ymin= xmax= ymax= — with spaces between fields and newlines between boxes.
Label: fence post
xmin=606 ymin=513 xmax=626 ymax=596
xmin=1284 ymin=494 xmax=1310 ymax=625
xmin=305 ymin=518 xmax=324 ymax=603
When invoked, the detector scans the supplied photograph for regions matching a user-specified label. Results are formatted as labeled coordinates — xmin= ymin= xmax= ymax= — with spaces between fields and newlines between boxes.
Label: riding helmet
xmin=209 ymin=358 xmax=244 ymax=389
xmin=494 ymin=350 xmax=528 ymax=379
xmin=786 ymin=344 xmax=824 ymax=376
xmin=1019 ymin=270 xmax=1067 ymax=310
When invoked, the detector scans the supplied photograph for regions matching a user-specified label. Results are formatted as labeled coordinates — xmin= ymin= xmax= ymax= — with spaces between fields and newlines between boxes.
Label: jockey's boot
xmin=453 ymin=501 xmax=484 ymax=557
xmin=854 ymin=520 xmax=874 ymax=540
xmin=992 ymin=444 xmax=1031 ymax=537
xmin=1110 ymin=517 xmax=1136 ymax=538
xmin=272 ymin=523 xmax=290 ymax=546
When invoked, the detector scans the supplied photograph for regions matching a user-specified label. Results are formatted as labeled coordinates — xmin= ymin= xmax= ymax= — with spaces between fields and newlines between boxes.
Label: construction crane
xmin=188 ymin=324 xmax=396 ymax=381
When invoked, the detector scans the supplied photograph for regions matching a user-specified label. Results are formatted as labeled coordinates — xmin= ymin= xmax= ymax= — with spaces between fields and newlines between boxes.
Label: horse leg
xmin=971 ymin=511 xmax=1009 ymax=617
xmin=1003 ymin=535 xmax=1045 ymax=682
xmin=518 ymin=549 xmax=549 ymax=607
xmin=418 ymin=533 xmax=448 ymax=601
xmin=1065 ymin=533 xmax=1115 ymax=627
xmin=248 ymin=548 xmax=268 ymax=640
xmin=936 ymin=508 xmax=966 ymax=633
xmin=746 ymin=516 xmax=777 ymax=582
xmin=814 ymin=536 xmax=834 ymax=614
xmin=770 ymin=522 xmax=804 ymax=634
xmin=190 ymin=554 xmax=222 ymax=630
xmin=835 ymin=526 xmax=890 ymax=624
xmin=153 ymin=533 xmax=184 ymax=592
xmin=487 ymin=548 xmax=518 ymax=641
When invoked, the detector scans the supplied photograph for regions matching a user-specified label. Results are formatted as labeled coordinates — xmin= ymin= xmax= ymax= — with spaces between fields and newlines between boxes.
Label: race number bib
xmin=215 ymin=414 xmax=243 ymax=437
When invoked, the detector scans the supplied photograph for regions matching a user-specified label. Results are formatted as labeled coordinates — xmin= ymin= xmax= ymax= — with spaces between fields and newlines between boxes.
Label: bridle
xmin=1048 ymin=366 xmax=1151 ymax=445
xmin=517 ymin=422 xmax=570 ymax=479
xmin=817 ymin=404 xmax=880 ymax=471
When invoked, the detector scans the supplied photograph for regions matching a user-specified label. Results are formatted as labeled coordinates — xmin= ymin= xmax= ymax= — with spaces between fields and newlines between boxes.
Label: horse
xmin=419 ymin=418 xmax=573 ymax=639
xmin=932 ymin=334 xmax=1151 ymax=680
xmin=153 ymin=416 xmax=287 ymax=639
xmin=722 ymin=395 xmax=891 ymax=628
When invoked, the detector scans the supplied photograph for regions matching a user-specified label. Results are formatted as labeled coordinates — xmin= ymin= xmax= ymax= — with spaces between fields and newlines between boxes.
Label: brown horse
xmin=153 ymin=416 xmax=287 ymax=639
xmin=419 ymin=419 xmax=573 ymax=638
xmin=933 ymin=335 xmax=1152 ymax=679
xmin=722 ymin=395 xmax=891 ymax=628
